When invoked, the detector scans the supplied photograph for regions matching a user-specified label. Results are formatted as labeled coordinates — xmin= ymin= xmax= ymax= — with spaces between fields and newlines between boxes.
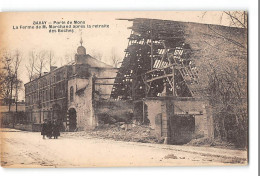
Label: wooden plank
xmin=95 ymin=83 xmax=115 ymax=85
xmin=146 ymin=74 xmax=173 ymax=83
xmin=95 ymin=77 xmax=116 ymax=79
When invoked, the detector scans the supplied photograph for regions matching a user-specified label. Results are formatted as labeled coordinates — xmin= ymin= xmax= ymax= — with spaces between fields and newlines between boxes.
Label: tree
xmin=111 ymin=47 xmax=121 ymax=68
xmin=63 ymin=53 xmax=74 ymax=64
xmin=91 ymin=49 xmax=103 ymax=61
xmin=201 ymin=11 xmax=247 ymax=29
xmin=0 ymin=50 xmax=22 ymax=113
xmin=205 ymin=56 xmax=247 ymax=147
xmin=2 ymin=51 xmax=15 ymax=111
xmin=26 ymin=51 xmax=36 ymax=82
xmin=13 ymin=50 xmax=22 ymax=112
xmin=48 ymin=50 xmax=56 ymax=70
xmin=34 ymin=50 xmax=48 ymax=77
xmin=26 ymin=50 xmax=56 ymax=81
xmin=197 ymin=11 xmax=248 ymax=147
xmin=223 ymin=11 xmax=247 ymax=29
xmin=0 ymin=52 xmax=13 ymax=106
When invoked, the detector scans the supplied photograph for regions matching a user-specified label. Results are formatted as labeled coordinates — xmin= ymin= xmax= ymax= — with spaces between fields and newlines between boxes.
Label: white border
xmin=0 ymin=0 xmax=258 ymax=176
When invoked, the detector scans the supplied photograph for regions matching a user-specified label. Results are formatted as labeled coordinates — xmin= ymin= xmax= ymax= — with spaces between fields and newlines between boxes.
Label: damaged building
xmin=108 ymin=18 xmax=246 ymax=144
xmin=24 ymin=39 xmax=118 ymax=131
xmin=24 ymin=18 xmax=246 ymax=145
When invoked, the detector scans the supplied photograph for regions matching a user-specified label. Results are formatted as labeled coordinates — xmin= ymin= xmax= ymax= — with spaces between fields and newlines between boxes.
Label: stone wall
xmin=67 ymin=67 xmax=118 ymax=131
xmin=1 ymin=111 xmax=27 ymax=126
xmin=14 ymin=124 xmax=33 ymax=131
xmin=144 ymin=98 xmax=213 ymax=144
xmin=68 ymin=77 xmax=94 ymax=130
xmin=1 ymin=112 xmax=41 ymax=132
xmin=145 ymin=100 xmax=162 ymax=129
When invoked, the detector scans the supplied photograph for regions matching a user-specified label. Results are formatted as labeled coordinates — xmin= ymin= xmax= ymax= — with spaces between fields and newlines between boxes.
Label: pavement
xmin=0 ymin=128 xmax=248 ymax=168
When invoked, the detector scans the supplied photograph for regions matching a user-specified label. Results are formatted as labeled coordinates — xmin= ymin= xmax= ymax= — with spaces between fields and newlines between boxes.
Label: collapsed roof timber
xmin=110 ymin=18 xmax=247 ymax=101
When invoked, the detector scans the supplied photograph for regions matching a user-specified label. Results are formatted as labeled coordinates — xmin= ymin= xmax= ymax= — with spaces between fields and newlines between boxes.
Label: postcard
xmin=0 ymin=11 xmax=248 ymax=168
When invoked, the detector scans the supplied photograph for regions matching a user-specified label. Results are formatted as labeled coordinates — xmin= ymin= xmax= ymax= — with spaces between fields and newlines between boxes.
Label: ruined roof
xmin=111 ymin=18 xmax=247 ymax=100
xmin=122 ymin=18 xmax=247 ymax=52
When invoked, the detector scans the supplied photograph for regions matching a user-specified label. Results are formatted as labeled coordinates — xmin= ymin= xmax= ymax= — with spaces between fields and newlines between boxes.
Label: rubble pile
xmin=89 ymin=123 xmax=164 ymax=144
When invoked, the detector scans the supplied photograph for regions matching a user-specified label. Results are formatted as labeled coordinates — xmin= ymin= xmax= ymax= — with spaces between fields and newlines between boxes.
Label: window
xmin=34 ymin=93 xmax=36 ymax=103
xmin=54 ymin=86 xmax=57 ymax=99
xmin=70 ymin=86 xmax=74 ymax=102
xmin=46 ymin=90 xmax=48 ymax=101
xmin=57 ymin=73 xmax=61 ymax=82
xmin=50 ymin=87 xmax=53 ymax=100
xmin=39 ymin=91 xmax=42 ymax=102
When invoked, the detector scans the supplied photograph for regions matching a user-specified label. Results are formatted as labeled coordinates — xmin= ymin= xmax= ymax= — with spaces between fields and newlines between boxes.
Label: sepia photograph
xmin=0 ymin=11 xmax=249 ymax=168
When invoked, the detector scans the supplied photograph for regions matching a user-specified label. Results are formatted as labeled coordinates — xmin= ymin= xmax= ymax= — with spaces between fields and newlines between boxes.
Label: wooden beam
xmin=145 ymin=74 xmax=173 ymax=83
xmin=95 ymin=83 xmax=115 ymax=85
xmin=95 ymin=77 xmax=116 ymax=79
xmin=145 ymin=64 xmax=176 ymax=74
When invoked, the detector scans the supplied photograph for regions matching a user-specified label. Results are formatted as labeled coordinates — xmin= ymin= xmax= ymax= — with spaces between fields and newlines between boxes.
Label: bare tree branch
xmin=207 ymin=25 xmax=246 ymax=49
xmin=224 ymin=11 xmax=247 ymax=28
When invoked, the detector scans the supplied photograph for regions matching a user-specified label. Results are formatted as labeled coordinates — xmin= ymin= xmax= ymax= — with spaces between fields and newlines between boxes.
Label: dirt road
xmin=0 ymin=128 xmax=247 ymax=168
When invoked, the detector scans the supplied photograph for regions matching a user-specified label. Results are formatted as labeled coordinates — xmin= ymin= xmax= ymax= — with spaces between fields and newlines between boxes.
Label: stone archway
xmin=68 ymin=108 xmax=77 ymax=132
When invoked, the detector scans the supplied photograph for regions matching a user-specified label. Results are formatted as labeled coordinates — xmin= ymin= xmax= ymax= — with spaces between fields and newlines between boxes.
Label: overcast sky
xmin=0 ymin=11 xmax=232 ymax=100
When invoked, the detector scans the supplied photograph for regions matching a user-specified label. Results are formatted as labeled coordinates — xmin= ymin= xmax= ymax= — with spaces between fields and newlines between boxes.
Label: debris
xmin=164 ymin=154 xmax=178 ymax=159
xmin=89 ymin=124 xmax=160 ymax=144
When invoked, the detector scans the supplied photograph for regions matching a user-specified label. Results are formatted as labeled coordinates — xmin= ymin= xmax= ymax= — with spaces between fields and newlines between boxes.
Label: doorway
xmin=170 ymin=115 xmax=195 ymax=144
xmin=68 ymin=108 xmax=77 ymax=132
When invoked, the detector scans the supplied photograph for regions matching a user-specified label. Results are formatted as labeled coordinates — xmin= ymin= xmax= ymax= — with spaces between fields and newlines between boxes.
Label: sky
xmin=0 ymin=11 xmax=232 ymax=100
